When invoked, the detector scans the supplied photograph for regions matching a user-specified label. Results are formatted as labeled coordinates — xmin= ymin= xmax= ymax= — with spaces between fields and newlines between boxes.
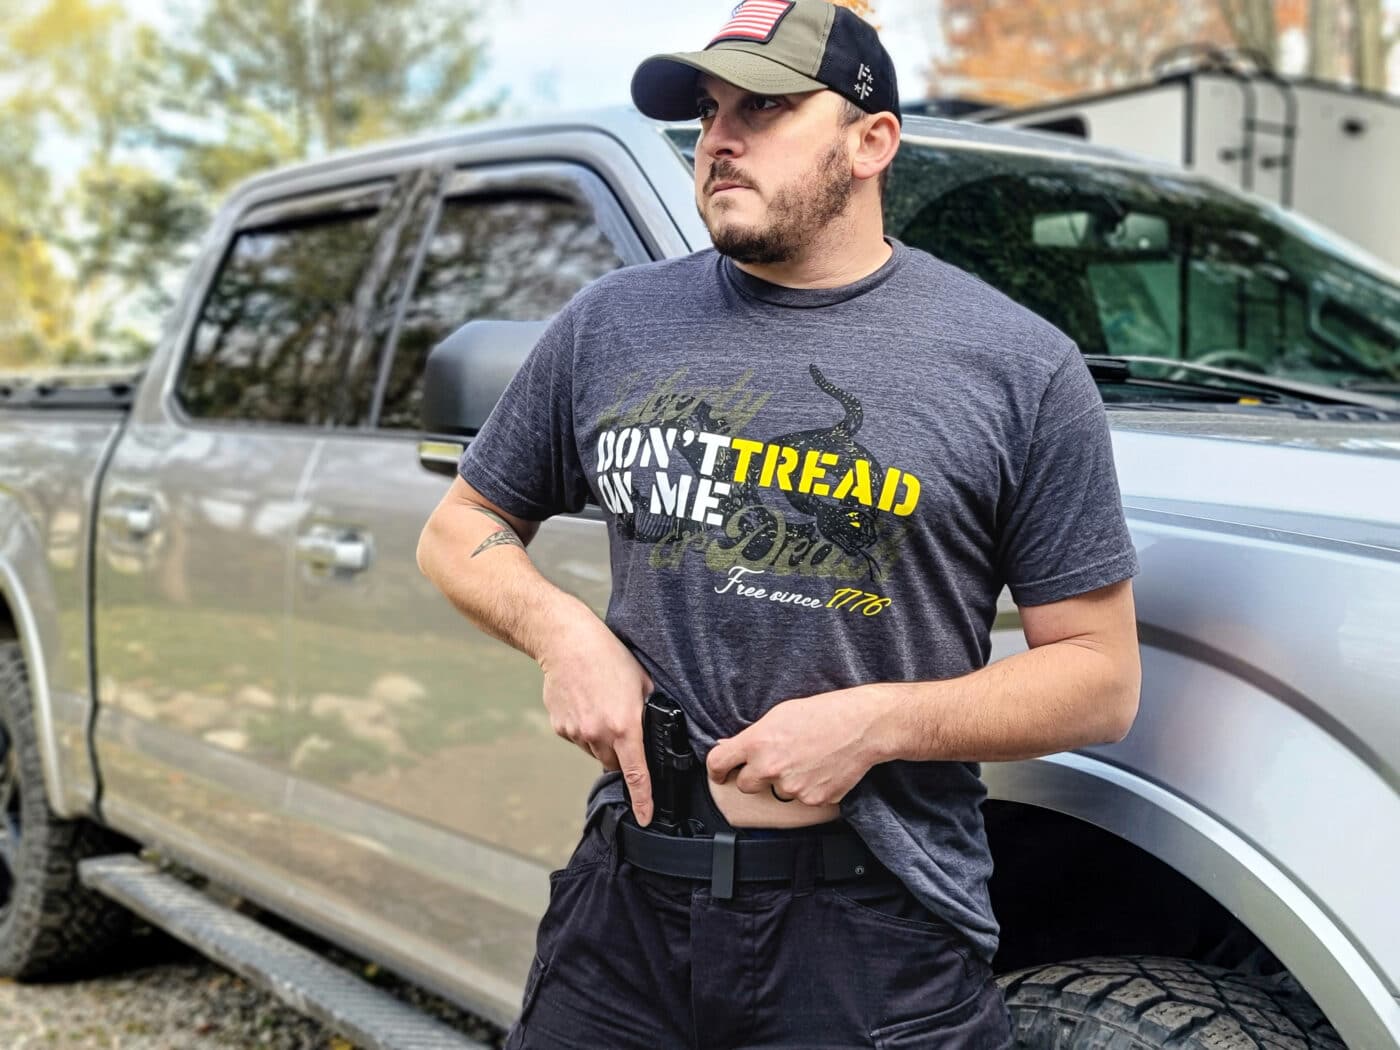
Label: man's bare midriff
xmin=708 ymin=775 xmax=841 ymax=828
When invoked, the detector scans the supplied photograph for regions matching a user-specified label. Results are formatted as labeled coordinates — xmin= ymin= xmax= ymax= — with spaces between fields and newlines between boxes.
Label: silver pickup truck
xmin=0 ymin=107 xmax=1397 ymax=1050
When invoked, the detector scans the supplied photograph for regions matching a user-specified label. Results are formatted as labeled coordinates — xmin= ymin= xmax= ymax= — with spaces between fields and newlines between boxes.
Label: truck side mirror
xmin=420 ymin=319 xmax=552 ymax=436
xmin=417 ymin=319 xmax=551 ymax=477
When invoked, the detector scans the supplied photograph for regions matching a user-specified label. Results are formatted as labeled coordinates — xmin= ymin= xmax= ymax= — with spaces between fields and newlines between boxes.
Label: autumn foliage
xmin=931 ymin=0 xmax=1315 ymax=107
xmin=828 ymin=0 xmax=879 ymax=30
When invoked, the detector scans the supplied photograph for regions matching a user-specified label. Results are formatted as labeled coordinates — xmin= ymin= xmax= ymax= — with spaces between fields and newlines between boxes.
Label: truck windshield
xmin=665 ymin=127 xmax=1400 ymax=396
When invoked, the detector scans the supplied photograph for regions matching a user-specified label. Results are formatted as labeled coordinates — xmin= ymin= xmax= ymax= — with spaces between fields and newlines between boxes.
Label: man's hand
xmin=536 ymin=618 xmax=656 ymax=827
xmin=705 ymin=686 xmax=890 ymax=807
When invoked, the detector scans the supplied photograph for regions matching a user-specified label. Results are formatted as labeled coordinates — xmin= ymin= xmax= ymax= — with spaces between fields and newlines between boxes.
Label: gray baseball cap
xmin=631 ymin=1 xmax=901 ymax=125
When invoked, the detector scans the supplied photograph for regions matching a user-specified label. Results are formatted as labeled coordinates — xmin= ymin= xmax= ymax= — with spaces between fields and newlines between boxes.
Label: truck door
xmin=284 ymin=158 xmax=647 ymax=985
xmin=92 ymin=177 xmax=416 ymax=859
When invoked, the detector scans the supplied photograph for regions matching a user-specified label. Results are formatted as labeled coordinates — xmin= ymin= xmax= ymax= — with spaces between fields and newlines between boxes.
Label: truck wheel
xmin=998 ymin=954 xmax=1344 ymax=1049
xmin=0 ymin=641 xmax=135 ymax=978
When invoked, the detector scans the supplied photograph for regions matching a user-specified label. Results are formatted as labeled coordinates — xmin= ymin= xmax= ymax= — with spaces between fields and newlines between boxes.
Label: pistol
xmin=637 ymin=692 xmax=695 ymax=835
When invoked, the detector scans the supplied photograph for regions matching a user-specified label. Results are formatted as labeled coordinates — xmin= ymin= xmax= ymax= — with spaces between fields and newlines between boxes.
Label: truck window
xmin=889 ymin=149 xmax=1400 ymax=390
xmin=374 ymin=191 xmax=625 ymax=431
xmin=176 ymin=208 xmax=382 ymax=425
xmin=663 ymin=127 xmax=1400 ymax=394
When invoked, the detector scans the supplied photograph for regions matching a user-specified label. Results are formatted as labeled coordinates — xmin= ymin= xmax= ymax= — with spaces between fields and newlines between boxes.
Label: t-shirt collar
xmin=721 ymin=237 xmax=907 ymax=308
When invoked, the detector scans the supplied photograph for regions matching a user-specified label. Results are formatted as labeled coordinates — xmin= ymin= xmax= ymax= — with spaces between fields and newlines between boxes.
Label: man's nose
xmin=700 ymin=106 xmax=746 ymax=161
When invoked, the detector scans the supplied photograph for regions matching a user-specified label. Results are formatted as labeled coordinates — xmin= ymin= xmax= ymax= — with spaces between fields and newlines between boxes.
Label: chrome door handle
xmin=296 ymin=532 xmax=372 ymax=573
xmin=102 ymin=501 xmax=158 ymax=539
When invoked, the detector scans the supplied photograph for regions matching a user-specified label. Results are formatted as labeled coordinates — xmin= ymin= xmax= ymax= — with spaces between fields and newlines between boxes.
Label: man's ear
xmin=851 ymin=111 xmax=900 ymax=185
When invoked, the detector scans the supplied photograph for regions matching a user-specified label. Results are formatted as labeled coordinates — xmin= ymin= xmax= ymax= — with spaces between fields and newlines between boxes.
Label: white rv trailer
xmin=960 ymin=56 xmax=1400 ymax=273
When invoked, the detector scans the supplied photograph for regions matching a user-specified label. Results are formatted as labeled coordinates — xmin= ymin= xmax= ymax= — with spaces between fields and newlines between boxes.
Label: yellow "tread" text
xmin=730 ymin=438 xmax=920 ymax=516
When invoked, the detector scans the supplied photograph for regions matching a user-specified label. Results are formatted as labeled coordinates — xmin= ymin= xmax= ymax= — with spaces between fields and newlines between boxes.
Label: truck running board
xmin=78 ymin=854 xmax=491 ymax=1050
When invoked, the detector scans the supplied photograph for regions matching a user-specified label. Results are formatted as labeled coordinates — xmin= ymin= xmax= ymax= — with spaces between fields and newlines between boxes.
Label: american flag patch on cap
xmin=710 ymin=0 xmax=795 ymax=45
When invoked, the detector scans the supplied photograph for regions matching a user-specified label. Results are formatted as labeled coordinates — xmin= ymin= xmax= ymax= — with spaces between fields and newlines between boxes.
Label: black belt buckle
xmin=710 ymin=830 xmax=737 ymax=899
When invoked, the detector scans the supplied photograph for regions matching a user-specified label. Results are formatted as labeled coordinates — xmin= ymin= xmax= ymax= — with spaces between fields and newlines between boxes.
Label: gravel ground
xmin=0 ymin=921 xmax=510 ymax=1050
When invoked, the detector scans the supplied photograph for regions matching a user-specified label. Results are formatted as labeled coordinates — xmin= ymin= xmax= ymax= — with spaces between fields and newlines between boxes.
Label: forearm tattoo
xmin=470 ymin=507 xmax=526 ymax=557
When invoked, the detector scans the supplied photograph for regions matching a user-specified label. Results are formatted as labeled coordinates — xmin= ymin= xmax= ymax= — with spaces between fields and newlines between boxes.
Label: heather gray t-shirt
xmin=457 ymin=237 xmax=1139 ymax=965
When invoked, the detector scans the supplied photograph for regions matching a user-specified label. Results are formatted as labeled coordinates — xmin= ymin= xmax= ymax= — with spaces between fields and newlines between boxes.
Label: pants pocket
xmin=502 ymin=953 xmax=551 ymax=1049
xmin=830 ymin=880 xmax=976 ymax=968
xmin=549 ymin=807 xmax=615 ymax=882
xmin=870 ymin=969 xmax=1012 ymax=1050
xmin=825 ymin=883 xmax=1000 ymax=1045
xmin=518 ymin=952 xmax=549 ymax=1027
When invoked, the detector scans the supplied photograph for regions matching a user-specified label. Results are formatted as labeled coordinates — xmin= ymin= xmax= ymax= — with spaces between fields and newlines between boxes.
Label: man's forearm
xmin=417 ymin=504 xmax=592 ymax=664
xmin=864 ymin=640 xmax=1140 ymax=764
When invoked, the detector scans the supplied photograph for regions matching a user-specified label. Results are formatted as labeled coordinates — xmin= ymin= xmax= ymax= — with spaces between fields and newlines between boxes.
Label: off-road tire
xmin=0 ymin=640 xmax=135 ymax=979
xmin=998 ymin=954 xmax=1344 ymax=1049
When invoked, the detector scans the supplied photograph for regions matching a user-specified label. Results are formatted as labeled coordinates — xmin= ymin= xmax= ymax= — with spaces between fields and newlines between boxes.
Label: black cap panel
xmin=815 ymin=7 xmax=901 ymax=123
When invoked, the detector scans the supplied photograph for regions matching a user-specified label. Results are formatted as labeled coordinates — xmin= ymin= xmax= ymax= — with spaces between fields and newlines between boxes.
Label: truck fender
xmin=984 ymin=753 xmax=1400 ymax=1050
xmin=0 ymin=526 xmax=95 ymax=819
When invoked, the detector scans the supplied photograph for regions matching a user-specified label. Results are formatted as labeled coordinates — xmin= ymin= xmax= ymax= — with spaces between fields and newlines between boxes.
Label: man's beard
xmin=701 ymin=140 xmax=854 ymax=265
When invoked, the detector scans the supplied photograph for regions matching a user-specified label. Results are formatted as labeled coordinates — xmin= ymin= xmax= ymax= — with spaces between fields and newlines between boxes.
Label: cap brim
xmin=631 ymin=49 xmax=826 ymax=122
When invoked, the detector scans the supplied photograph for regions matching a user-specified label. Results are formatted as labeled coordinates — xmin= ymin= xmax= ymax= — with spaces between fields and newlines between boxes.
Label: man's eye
xmin=697 ymin=101 xmax=717 ymax=120
xmin=748 ymin=96 xmax=781 ymax=111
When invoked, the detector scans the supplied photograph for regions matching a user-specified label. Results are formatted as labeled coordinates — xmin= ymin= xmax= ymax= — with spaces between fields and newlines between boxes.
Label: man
xmin=416 ymin=1 xmax=1141 ymax=1045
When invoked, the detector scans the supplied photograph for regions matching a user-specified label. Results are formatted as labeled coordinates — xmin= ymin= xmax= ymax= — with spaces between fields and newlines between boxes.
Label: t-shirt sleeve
xmin=996 ymin=342 xmax=1140 ymax=606
xmin=455 ymin=308 xmax=592 ymax=520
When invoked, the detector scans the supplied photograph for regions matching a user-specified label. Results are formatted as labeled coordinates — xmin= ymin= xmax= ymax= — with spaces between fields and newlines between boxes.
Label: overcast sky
xmin=474 ymin=1 xmax=941 ymax=115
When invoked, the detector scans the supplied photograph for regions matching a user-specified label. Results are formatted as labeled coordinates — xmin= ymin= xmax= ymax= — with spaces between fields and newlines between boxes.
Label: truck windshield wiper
xmin=1083 ymin=354 xmax=1400 ymax=412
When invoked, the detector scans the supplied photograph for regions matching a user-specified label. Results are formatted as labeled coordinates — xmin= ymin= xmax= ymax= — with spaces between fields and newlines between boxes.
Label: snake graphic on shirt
xmin=767 ymin=365 xmax=884 ymax=577
xmin=594 ymin=365 xmax=921 ymax=583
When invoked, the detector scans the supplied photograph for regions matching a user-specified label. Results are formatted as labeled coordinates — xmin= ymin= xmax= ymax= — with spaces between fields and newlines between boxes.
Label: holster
xmin=622 ymin=692 xmax=733 ymax=838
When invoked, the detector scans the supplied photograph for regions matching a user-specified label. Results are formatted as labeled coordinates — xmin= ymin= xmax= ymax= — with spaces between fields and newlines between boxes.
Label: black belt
xmin=601 ymin=806 xmax=880 ymax=900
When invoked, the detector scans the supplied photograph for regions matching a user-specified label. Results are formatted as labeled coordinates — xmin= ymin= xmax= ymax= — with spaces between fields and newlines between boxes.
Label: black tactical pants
xmin=502 ymin=802 xmax=1014 ymax=1049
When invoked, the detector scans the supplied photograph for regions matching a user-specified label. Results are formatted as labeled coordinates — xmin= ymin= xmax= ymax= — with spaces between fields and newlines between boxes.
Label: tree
xmin=931 ymin=0 xmax=1233 ymax=106
xmin=0 ymin=0 xmax=214 ymax=364
xmin=1308 ymin=0 xmax=1344 ymax=78
xmin=0 ymin=93 xmax=76 ymax=367
xmin=147 ymin=0 xmax=501 ymax=198
xmin=1217 ymin=0 xmax=1395 ymax=91
xmin=831 ymin=0 xmax=879 ymax=26
xmin=928 ymin=0 xmax=1386 ymax=107
xmin=1213 ymin=0 xmax=1278 ymax=66
xmin=0 ymin=0 xmax=500 ymax=368
xmin=1348 ymin=0 xmax=1399 ymax=90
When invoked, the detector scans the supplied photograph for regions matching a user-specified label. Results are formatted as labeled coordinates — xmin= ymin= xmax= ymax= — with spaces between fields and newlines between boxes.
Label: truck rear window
xmin=177 ymin=209 xmax=382 ymax=426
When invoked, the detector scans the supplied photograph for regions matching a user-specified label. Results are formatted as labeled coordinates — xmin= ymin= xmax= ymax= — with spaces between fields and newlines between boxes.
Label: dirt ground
xmin=0 ymin=927 xmax=505 ymax=1050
